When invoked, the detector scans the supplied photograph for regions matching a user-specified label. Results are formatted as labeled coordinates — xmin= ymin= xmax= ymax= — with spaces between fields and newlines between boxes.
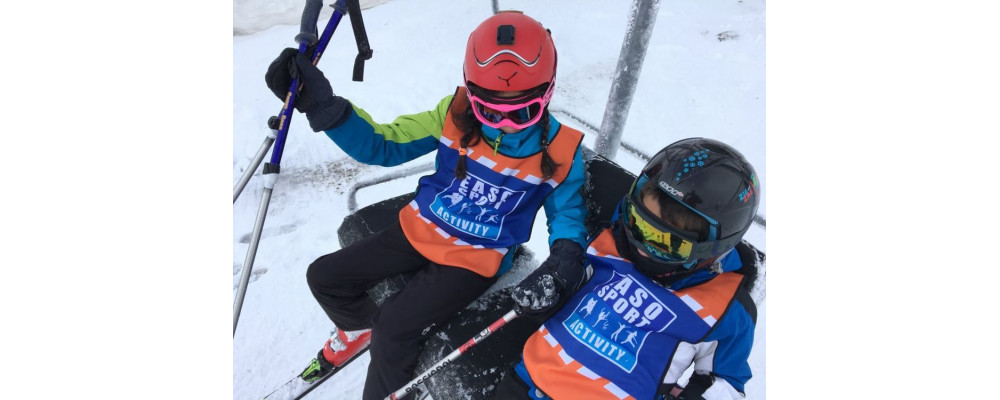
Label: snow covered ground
xmin=232 ymin=0 xmax=765 ymax=398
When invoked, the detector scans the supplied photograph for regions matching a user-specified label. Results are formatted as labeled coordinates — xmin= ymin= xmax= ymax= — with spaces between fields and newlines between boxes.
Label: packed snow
xmin=233 ymin=0 xmax=765 ymax=398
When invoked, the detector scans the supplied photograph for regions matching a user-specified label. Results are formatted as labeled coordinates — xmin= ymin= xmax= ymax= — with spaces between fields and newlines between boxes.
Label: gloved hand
xmin=511 ymin=273 xmax=562 ymax=318
xmin=661 ymin=373 xmax=714 ymax=400
xmin=264 ymin=47 xmax=351 ymax=132
xmin=512 ymin=239 xmax=586 ymax=318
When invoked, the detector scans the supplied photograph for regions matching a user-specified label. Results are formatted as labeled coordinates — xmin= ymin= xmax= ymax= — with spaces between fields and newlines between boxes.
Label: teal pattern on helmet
xmin=675 ymin=149 xmax=710 ymax=181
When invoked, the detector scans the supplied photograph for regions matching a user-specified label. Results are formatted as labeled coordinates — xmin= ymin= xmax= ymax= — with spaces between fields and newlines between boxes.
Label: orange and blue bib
xmin=399 ymin=87 xmax=583 ymax=277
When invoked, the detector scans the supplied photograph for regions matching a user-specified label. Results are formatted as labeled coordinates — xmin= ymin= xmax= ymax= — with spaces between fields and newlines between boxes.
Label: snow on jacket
xmin=516 ymin=228 xmax=757 ymax=399
xmin=322 ymin=87 xmax=588 ymax=277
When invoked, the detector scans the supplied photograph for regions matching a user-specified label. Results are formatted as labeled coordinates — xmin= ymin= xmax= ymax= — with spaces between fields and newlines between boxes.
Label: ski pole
xmin=233 ymin=0 xmax=373 ymax=203
xmin=234 ymin=0 xmax=348 ymax=335
xmin=384 ymin=309 xmax=522 ymax=400
xmin=234 ymin=0 xmax=338 ymax=203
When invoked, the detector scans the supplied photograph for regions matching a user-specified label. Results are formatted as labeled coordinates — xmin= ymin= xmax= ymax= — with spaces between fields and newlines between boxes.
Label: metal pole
xmin=234 ymin=169 xmax=277 ymax=334
xmin=594 ymin=0 xmax=660 ymax=159
xmin=233 ymin=130 xmax=277 ymax=203
xmin=346 ymin=163 xmax=434 ymax=213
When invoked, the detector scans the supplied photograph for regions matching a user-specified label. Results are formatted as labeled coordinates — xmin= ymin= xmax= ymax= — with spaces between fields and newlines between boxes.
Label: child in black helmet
xmin=499 ymin=137 xmax=762 ymax=400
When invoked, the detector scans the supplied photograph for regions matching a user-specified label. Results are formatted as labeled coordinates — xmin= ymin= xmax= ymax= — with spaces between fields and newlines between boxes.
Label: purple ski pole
xmin=233 ymin=0 xmax=346 ymax=202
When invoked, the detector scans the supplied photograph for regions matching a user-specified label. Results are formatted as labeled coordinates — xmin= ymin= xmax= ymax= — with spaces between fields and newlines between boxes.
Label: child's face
xmin=494 ymin=90 xmax=526 ymax=97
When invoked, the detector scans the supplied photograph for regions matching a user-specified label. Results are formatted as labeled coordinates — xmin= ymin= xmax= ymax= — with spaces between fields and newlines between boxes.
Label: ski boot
xmin=323 ymin=328 xmax=372 ymax=367
xmin=297 ymin=328 xmax=372 ymax=382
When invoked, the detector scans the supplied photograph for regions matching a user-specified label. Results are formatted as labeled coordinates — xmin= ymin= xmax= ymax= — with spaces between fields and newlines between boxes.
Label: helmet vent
xmin=497 ymin=25 xmax=515 ymax=45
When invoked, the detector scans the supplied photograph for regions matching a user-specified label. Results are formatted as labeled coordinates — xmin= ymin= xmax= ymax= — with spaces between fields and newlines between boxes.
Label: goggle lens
xmin=626 ymin=201 xmax=696 ymax=263
xmin=465 ymin=83 xmax=553 ymax=130
xmin=473 ymin=101 xmax=542 ymax=126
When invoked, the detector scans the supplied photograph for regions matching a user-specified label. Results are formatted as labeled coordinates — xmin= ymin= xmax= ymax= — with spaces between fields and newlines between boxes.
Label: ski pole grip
xmin=353 ymin=49 xmax=372 ymax=82
xmin=295 ymin=0 xmax=324 ymax=46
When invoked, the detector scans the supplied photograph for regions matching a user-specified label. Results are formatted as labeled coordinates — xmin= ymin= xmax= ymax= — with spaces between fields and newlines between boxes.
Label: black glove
xmin=511 ymin=273 xmax=562 ymax=318
xmin=512 ymin=239 xmax=586 ymax=318
xmin=264 ymin=48 xmax=351 ymax=132
xmin=673 ymin=373 xmax=714 ymax=400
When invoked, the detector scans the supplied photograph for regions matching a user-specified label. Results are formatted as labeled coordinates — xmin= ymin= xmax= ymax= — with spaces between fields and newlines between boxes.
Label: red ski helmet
xmin=463 ymin=11 xmax=557 ymax=95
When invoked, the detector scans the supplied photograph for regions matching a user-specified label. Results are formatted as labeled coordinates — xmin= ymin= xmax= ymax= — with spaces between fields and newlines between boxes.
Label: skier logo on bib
xmin=429 ymin=172 xmax=526 ymax=240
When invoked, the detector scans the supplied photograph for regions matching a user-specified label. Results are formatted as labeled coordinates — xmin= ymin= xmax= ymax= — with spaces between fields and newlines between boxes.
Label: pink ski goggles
xmin=466 ymin=83 xmax=555 ymax=130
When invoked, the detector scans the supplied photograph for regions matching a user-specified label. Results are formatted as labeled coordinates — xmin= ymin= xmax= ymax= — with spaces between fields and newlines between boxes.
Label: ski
xmin=262 ymin=346 xmax=370 ymax=400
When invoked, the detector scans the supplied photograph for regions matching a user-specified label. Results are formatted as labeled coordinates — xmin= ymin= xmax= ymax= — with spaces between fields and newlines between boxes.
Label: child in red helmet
xmin=265 ymin=11 xmax=590 ymax=400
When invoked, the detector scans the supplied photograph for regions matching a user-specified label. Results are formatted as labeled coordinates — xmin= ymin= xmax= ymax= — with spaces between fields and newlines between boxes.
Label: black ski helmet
xmin=617 ymin=137 xmax=760 ymax=275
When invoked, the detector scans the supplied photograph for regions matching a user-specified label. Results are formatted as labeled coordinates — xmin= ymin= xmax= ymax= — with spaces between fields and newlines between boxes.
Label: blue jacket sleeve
xmin=321 ymin=96 xmax=451 ymax=167
xmin=543 ymin=147 xmax=589 ymax=249
xmin=698 ymin=299 xmax=756 ymax=393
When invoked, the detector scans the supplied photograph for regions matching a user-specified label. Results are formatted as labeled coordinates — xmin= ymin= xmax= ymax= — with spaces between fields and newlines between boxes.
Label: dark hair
xmin=639 ymin=184 xmax=710 ymax=241
xmin=450 ymin=104 xmax=483 ymax=180
xmin=537 ymin=110 xmax=559 ymax=180
xmin=450 ymin=101 xmax=560 ymax=180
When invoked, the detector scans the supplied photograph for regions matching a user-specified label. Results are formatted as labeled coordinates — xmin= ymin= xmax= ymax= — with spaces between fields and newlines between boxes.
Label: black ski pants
xmin=306 ymin=219 xmax=497 ymax=400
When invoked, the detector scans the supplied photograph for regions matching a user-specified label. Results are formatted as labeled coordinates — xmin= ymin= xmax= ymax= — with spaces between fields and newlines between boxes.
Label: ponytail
xmin=451 ymin=103 xmax=482 ymax=180
xmin=539 ymin=110 xmax=559 ymax=180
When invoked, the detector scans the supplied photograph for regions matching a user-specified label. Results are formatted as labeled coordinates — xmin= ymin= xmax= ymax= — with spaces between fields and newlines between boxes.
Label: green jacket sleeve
xmin=322 ymin=95 xmax=453 ymax=166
